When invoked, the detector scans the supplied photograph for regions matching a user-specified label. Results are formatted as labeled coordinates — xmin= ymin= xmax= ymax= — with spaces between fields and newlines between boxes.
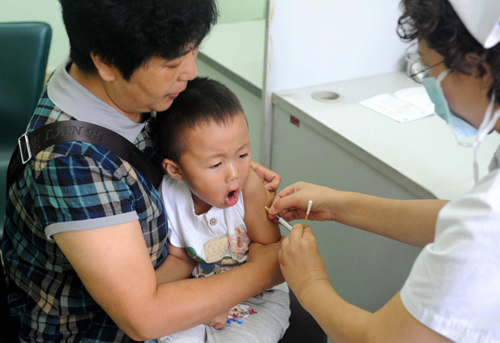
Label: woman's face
xmin=107 ymin=47 xmax=198 ymax=118
xmin=81 ymin=46 xmax=199 ymax=123
xmin=418 ymin=40 xmax=500 ymax=131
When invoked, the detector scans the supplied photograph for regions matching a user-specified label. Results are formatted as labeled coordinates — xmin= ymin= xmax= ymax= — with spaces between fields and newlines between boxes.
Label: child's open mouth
xmin=225 ymin=189 xmax=239 ymax=206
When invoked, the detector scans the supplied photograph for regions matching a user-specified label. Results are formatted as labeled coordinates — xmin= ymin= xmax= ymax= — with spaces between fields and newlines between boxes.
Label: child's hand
xmin=206 ymin=311 xmax=228 ymax=330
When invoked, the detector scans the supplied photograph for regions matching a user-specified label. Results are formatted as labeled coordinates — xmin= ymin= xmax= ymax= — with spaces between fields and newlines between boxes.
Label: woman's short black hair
xmin=59 ymin=0 xmax=218 ymax=81
xmin=397 ymin=0 xmax=500 ymax=102
xmin=156 ymin=77 xmax=245 ymax=163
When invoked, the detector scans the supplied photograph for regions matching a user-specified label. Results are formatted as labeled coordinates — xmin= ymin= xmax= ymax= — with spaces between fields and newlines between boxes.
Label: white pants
xmin=154 ymin=289 xmax=290 ymax=343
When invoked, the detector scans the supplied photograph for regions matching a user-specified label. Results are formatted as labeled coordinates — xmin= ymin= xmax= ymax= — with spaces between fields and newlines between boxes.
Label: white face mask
xmin=423 ymin=69 xmax=500 ymax=183
xmin=422 ymin=69 xmax=478 ymax=139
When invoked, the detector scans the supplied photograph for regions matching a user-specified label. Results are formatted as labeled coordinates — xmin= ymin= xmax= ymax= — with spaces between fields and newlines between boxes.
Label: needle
xmin=303 ymin=200 xmax=313 ymax=227
xmin=265 ymin=206 xmax=293 ymax=231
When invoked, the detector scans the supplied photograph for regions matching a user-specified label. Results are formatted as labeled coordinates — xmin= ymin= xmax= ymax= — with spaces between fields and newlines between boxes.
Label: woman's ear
xmin=162 ymin=158 xmax=185 ymax=181
xmin=479 ymin=58 xmax=495 ymax=89
xmin=464 ymin=53 xmax=491 ymax=79
xmin=90 ymin=53 xmax=119 ymax=82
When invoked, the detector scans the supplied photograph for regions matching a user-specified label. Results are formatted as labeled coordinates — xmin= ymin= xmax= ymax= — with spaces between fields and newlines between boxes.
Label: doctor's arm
xmin=280 ymin=224 xmax=452 ymax=343
xmin=270 ymin=182 xmax=448 ymax=247
xmin=53 ymin=220 xmax=283 ymax=341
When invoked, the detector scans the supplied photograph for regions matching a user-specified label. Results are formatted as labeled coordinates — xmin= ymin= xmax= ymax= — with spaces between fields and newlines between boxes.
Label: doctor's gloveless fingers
xmin=279 ymin=225 xmax=329 ymax=298
xmin=269 ymin=182 xmax=337 ymax=222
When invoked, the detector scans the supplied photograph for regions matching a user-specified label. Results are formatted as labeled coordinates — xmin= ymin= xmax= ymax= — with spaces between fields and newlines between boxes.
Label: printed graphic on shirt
xmin=220 ymin=256 xmax=238 ymax=265
xmin=188 ymin=228 xmax=251 ymax=278
xmin=204 ymin=236 xmax=230 ymax=263
xmin=186 ymin=247 xmax=206 ymax=263
xmin=197 ymin=263 xmax=235 ymax=277
xmin=228 ymin=228 xmax=250 ymax=260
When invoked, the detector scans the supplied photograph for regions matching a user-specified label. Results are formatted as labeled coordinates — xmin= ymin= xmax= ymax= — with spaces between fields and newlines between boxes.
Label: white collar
xmin=47 ymin=57 xmax=146 ymax=143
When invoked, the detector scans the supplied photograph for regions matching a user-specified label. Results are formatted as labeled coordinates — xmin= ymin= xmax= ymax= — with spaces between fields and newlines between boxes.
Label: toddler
xmin=154 ymin=77 xmax=290 ymax=343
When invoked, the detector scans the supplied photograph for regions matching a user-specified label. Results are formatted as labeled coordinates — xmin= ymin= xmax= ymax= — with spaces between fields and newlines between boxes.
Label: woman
xmin=0 ymin=1 xmax=284 ymax=342
xmin=269 ymin=0 xmax=500 ymax=342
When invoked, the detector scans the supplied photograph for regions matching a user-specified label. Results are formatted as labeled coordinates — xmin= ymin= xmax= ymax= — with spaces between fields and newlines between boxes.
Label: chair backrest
xmin=0 ymin=22 xmax=51 ymax=343
xmin=0 ymin=22 xmax=52 ymax=147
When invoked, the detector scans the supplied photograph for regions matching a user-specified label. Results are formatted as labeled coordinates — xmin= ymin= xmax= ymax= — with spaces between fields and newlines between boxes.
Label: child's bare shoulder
xmin=242 ymin=169 xmax=280 ymax=244
xmin=242 ymin=169 xmax=273 ymax=205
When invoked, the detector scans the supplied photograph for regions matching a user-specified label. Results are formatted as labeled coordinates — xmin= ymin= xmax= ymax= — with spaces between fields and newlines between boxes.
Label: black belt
xmin=7 ymin=120 xmax=164 ymax=193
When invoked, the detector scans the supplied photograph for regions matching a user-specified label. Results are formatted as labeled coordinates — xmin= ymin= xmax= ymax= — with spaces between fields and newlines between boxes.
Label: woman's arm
xmin=280 ymin=224 xmax=452 ymax=343
xmin=243 ymin=170 xmax=281 ymax=244
xmin=54 ymin=220 xmax=283 ymax=341
xmin=270 ymin=182 xmax=448 ymax=247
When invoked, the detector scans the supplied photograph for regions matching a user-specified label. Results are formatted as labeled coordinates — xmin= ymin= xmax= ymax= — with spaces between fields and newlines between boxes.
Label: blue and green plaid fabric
xmin=0 ymin=88 xmax=168 ymax=342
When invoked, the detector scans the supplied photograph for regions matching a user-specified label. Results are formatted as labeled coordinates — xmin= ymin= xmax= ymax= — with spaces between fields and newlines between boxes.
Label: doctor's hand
xmin=269 ymin=182 xmax=338 ymax=222
xmin=279 ymin=224 xmax=329 ymax=300
xmin=250 ymin=161 xmax=281 ymax=194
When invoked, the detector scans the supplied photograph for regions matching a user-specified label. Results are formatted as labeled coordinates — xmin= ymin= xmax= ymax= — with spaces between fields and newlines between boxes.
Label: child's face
xmin=176 ymin=113 xmax=251 ymax=213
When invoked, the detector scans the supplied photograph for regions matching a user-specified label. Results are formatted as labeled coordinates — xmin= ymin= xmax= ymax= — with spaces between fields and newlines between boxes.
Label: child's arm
xmin=155 ymin=242 xmax=197 ymax=284
xmin=243 ymin=170 xmax=282 ymax=244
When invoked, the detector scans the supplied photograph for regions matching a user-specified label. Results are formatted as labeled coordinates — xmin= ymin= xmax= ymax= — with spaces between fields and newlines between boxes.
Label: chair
xmin=0 ymin=21 xmax=52 ymax=236
xmin=0 ymin=21 xmax=52 ymax=343
xmin=279 ymin=290 xmax=328 ymax=343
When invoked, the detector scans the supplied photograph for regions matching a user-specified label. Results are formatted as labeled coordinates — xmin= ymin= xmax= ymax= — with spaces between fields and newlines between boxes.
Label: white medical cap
xmin=448 ymin=0 xmax=500 ymax=49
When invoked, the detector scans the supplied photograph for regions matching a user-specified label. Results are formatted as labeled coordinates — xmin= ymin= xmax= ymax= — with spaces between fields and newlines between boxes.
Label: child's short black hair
xmin=59 ymin=0 xmax=218 ymax=81
xmin=157 ymin=77 xmax=246 ymax=163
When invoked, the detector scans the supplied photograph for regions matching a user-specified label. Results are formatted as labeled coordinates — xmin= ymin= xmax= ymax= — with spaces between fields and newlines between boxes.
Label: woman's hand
xmin=250 ymin=161 xmax=281 ymax=194
xmin=279 ymin=224 xmax=329 ymax=299
xmin=246 ymin=241 xmax=285 ymax=289
xmin=269 ymin=182 xmax=339 ymax=222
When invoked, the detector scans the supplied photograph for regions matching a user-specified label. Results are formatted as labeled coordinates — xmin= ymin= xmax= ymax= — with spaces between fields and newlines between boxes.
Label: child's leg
xmin=206 ymin=289 xmax=291 ymax=343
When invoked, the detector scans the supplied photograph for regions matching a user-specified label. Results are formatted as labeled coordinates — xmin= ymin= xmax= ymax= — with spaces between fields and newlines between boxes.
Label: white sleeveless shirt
xmin=160 ymin=175 xmax=250 ymax=278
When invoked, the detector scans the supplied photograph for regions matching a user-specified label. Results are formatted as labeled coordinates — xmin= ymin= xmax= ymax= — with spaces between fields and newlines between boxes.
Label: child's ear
xmin=162 ymin=158 xmax=185 ymax=181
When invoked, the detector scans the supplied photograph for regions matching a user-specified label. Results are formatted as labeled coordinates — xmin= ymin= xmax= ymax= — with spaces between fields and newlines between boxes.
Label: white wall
xmin=266 ymin=0 xmax=407 ymax=91
xmin=0 ymin=0 xmax=266 ymax=72
xmin=217 ymin=0 xmax=267 ymax=23
xmin=262 ymin=0 xmax=408 ymax=167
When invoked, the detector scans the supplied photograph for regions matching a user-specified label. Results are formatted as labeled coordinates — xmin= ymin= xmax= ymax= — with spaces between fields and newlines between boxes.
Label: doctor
xmin=269 ymin=0 xmax=500 ymax=342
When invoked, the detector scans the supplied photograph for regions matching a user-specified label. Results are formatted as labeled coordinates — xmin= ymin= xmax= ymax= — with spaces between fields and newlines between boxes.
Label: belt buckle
xmin=18 ymin=134 xmax=32 ymax=164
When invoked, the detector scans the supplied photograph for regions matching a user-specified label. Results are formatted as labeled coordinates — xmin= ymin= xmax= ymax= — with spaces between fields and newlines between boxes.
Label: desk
xmin=271 ymin=72 xmax=500 ymax=312
xmin=197 ymin=20 xmax=266 ymax=163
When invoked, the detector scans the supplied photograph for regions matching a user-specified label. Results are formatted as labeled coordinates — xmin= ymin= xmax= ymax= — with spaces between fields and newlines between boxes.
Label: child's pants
xmin=157 ymin=288 xmax=290 ymax=343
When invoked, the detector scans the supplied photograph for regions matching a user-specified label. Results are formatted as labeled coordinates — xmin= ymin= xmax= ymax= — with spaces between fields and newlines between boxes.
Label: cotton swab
xmin=303 ymin=200 xmax=313 ymax=227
